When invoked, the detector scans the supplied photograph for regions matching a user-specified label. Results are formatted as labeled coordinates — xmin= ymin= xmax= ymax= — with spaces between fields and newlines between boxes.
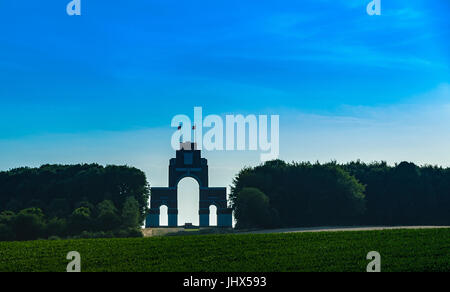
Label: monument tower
xmin=146 ymin=142 xmax=233 ymax=228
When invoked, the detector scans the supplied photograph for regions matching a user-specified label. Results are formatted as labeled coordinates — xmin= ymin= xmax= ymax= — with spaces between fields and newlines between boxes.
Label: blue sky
xmin=0 ymin=0 xmax=449 ymax=224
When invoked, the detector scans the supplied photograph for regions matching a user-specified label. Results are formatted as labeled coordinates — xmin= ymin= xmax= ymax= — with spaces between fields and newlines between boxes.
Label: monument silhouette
xmin=146 ymin=142 xmax=233 ymax=228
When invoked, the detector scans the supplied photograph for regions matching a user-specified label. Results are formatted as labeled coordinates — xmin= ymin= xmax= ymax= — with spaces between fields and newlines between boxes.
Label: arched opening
xmin=159 ymin=205 xmax=168 ymax=226
xmin=209 ymin=205 xmax=217 ymax=226
xmin=178 ymin=177 xmax=200 ymax=226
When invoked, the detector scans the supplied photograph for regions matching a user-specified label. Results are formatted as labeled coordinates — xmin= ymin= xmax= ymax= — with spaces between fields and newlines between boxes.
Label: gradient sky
xmin=0 ymin=0 xmax=449 ymax=225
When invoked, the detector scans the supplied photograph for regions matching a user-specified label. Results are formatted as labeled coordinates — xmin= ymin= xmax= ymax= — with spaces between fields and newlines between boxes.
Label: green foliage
xmin=0 ymin=228 xmax=448 ymax=272
xmin=68 ymin=228 xmax=142 ymax=239
xmin=13 ymin=208 xmax=46 ymax=241
xmin=0 ymin=164 xmax=150 ymax=241
xmin=231 ymin=160 xmax=366 ymax=228
xmin=232 ymin=159 xmax=450 ymax=229
xmin=97 ymin=200 xmax=118 ymax=214
xmin=48 ymin=235 xmax=61 ymax=240
xmin=0 ymin=224 xmax=14 ymax=241
xmin=46 ymin=217 xmax=67 ymax=238
xmin=234 ymin=188 xmax=278 ymax=229
xmin=69 ymin=207 xmax=93 ymax=234
xmin=0 ymin=164 xmax=150 ymax=222
xmin=74 ymin=230 xmax=115 ymax=239
xmin=0 ymin=211 xmax=15 ymax=225
xmin=115 ymin=227 xmax=143 ymax=238
xmin=96 ymin=200 xmax=121 ymax=231
xmin=343 ymin=161 xmax=450 ymax=225
xmin=0 ymin=211 xmax=16 ymax=241
xmin=121 ymin=197 xmax=141 ymax=228
xmin=48 ymin=199 xmax=70 ymax=218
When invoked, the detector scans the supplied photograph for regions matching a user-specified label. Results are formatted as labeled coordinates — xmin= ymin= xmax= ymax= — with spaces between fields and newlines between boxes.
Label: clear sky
xmin=0 ymin=0 xmax=448 ymax=225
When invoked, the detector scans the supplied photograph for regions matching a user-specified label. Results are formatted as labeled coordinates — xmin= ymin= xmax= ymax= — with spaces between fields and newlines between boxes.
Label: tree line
xmin=231 ymin=160 xmax=450 ymax=229
xmin=2 ymin=160 xmax=449 ymax=240
xmin=0 ymin=164 xmax=150 ymax=241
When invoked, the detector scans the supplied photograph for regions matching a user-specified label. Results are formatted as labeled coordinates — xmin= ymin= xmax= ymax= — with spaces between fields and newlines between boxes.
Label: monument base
xmin=146 ymin=213 xmax=160 ymax=228
xmin=199 ymin=214 xmax=210 ymax=227
xmin=218 ymin=213 xmax=233 ymax=227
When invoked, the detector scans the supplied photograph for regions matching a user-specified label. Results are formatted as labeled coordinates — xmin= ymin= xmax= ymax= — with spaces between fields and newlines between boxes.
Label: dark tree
xmin=0 ymin=164 xmax=150 ymax=241
xmin=122 ymin=196 xmax=141 ymax=228
xmin=231 ymin=160 xmax=366 ymax=228
xmin=12 ymin=208 xmax=46 ymax=241
xmin=234 ymin=187 xmax=278 ymax=229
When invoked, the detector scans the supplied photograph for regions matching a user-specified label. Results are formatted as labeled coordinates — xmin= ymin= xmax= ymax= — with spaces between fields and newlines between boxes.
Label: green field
xmin=0 ymin=228 xmax=449 ymax=272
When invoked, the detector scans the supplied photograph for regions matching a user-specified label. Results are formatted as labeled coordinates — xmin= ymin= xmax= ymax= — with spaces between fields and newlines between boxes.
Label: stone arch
xmin=209 ymin=205 xmax=218 ymax=226
xmin=177 ymin=177 xmax=200 ymax=226
xmin=159 ymin=205 xmax=168 ymax=226
xmin=175 ymin=174 xmax=202 ymax=189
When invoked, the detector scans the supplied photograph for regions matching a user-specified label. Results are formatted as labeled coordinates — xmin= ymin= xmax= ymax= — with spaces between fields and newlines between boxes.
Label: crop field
xmin=0 ymin=228 xmax=449 ymax=272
